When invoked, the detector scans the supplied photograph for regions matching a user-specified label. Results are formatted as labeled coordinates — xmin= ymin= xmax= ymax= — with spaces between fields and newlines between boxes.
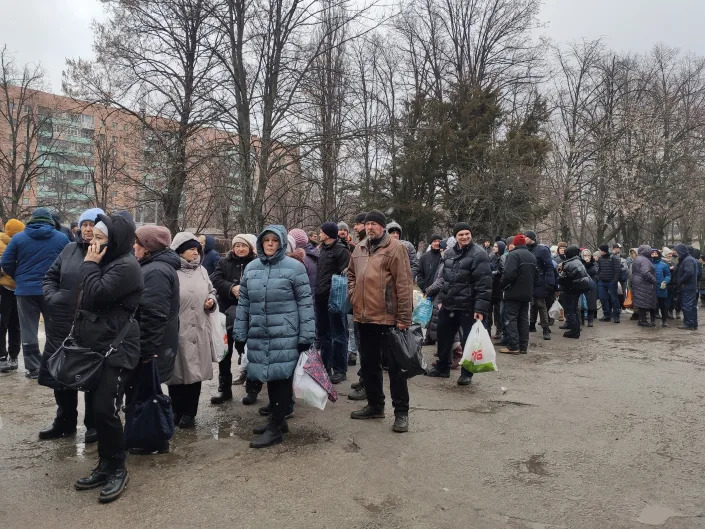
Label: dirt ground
xmin=1 ymin=316 xmax=704 ymax=529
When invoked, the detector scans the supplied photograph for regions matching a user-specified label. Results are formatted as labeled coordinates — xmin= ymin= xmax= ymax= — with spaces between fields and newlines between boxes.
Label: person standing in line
xmin=651 ymin=249 xmax=671 ymax=327
xmin=0 ymin=208 xmax=69 ymax=378
xmin=426 ymin=222 xmax=492 ymax=386
xmin=72 ymin=212 xmax=143 ymax=503
xmin=307 ymin=230 xmax=319 ymax=247
xmin=209 ymin=233 xmax=258 ymax=404
xmin=37 ymin=208 xmax=104 ymax=442
xmin=498 ymin=234 xmax=536 ymax=354
xmin=631 ymin=245 xmax=658 ymax=327
xmin=386 ymin=221 xmax=419 ymax=280
xmin=417 ymin=234 xmax=443 ymax=345
xmin=597 ymin=244 xmax=621 ymax=323
xmin=235 ymin=225 xmax=315 ymax=448
xmin=337 ymin=222 xmax=354 ymax=252
xmin=316 ymin=221 xmax=351 ymax=384
xmin=674 ymin=243 xmax=699 ymax=330
xmin=524 ymin=230 xmax=555 ymax=341
xmin=489 ymin=240 xmax=506 ymax=339
xmin=557 ymin=246 xmax=591 ymax=339
xmin=348 ymin=210 xmax=413 ymax=432
xmin=0 ymin=219 xmax=25 ymax=373
xmin=580 ymin=249 xmax=599 ymax=327
xmin=168 ymin=232 xmax=218 ymax=428
xmin=200 ymin=235 xmax=221 ymax=276
xmin=348 ymin=212 xmax=368 ymax=400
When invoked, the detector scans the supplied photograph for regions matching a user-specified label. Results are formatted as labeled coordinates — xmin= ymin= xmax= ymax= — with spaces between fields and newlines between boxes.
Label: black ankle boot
xmin=75 ymin=459 xmax=112 ymax=490
xmin=250 ymin=425 xmax=284 ymax=448
xmin=210 ymin=390 xmax=233 ymax=404
xmin=99 ymin=465 xmax=129 ymax=503
xmin=253 ymin=420 xmax=289 ymax=434
xmin=39 ymin=424 xmax=77 ymax=440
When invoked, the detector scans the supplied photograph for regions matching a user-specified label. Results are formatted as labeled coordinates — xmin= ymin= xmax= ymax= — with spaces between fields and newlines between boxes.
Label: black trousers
xmin=562 ymin=292 xmax=581 ymax=333
xmin=54 ymin=389 xmax=95 ymax=431
xmin=436 ymin=308 xmax=474 ymax=377
xmin=216 ymin=333 xmax=235 ymax=393
xmin=0 ymin=288 xmax=20 ymax=359
xmin=267 ymin=376 xmax=294 ymax=425
xmin=504 ymin=300 xmax=530 ymax=351
xmin=358 ymin=323 xmax=409 ymax=415
xmin=90 ymin=365 xmax=126 ymax=463
xmin=656 ymin=297 xmax=669 ymax=322
xmin=168 ymin=382 xmax=202 ymax=419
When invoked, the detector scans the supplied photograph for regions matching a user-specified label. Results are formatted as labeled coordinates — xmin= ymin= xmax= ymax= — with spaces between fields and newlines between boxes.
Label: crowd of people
xmin=0 ymin=206 xmax=701 ymax=503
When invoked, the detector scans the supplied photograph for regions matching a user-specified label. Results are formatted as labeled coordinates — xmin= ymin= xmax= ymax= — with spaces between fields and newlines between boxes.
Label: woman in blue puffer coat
xmin=235 ymin=225 xmax=315 ymax=449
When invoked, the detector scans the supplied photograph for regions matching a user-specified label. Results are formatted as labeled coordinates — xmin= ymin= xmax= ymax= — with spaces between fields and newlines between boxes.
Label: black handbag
xmin=46 ymin=312 xmax=136 ymax=392
xmin=124 ymin=360 xmax=174 ymax=449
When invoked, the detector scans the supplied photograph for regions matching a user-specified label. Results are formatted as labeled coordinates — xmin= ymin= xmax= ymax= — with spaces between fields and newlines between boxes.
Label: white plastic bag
xmin=293 ymin=352 xmax=328 ymax=410
xmin=548 ymin=299 xmax=563 ymax=320
xmin=460 ymin=321 xmax=498 ymax=373
xmin=209 ymin=311 xmax=228 ymax=362
xmin=238 ymin=344 xmax=249 ymax=375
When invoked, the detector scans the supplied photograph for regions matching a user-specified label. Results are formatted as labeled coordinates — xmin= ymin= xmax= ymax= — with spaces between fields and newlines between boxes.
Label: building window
xmin=123 ymin=124 xmax=129 ymax=132
xmin=81 ymin=114 xmax=94 ymax=129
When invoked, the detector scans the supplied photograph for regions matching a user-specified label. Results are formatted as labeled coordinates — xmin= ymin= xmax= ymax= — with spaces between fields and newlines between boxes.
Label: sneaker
xmin=392 ymin=415 xmax=408 ymax=433
xmin=350 ymin=405 xmax=385 ymax=420
xmin=498 ymin=347 xmax=520 ymax=354
xmin=348 ymin=387 xmax=367 ymax=401
xmin=330 ymin=372 xmax=347 ymax=385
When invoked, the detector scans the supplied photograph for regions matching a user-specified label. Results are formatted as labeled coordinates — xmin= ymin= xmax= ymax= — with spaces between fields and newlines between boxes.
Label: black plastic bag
xmin=384 ymin=324 xmax=427 ymax=379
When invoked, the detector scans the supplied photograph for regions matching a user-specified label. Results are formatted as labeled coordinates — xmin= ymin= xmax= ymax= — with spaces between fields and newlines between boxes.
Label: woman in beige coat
xmin=169 ymin=232 xmax=218 ymax=428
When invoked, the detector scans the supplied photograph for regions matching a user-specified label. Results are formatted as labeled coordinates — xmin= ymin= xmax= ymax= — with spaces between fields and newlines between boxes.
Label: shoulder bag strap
xmin=105 ymin=307 xmax=138 ymax=357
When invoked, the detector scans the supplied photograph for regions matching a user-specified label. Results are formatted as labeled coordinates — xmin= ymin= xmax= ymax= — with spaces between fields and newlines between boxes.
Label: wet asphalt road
xmin=0 ymin=317 xmax=704 ymax=529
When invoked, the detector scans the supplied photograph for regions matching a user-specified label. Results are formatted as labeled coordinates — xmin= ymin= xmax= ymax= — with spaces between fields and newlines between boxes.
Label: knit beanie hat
xmin=289 ymin=228 xmax=309 ymax=250
xmin=321 ymin=221 xmax=339 ymax=240
xmin=174 ymin=238 xmax=201 ymax=255
xmin=524 ymin=230 xmax=537 ymax=242
xmin=513 ymin=234 xmax=526 ymax=246
xmin=232 ymin=233 xmax=255 ymax=253
xmin=440 ymin=239 xmax=448 ymax=250
xmin=453 ymin=222 xmax=472 ymax=236
xmin=354 ymin=212 xmax=368 ymax=224
xmin=599 ymin=244 xmax=609 ymax=253
xmin=506 ymin=235 xmax=515 ymax=247
xmin=28 ymin=207 xmax=54 ymax=225
xmin=287 ymin=234 xmax=297 ymax=253
xmin=135 ymin=225 xmax=172 ymax=253
xmin=337 ymin=221 xmax=349 ymax=233
xmin=428 ymin=233 xmax=442 ymax=244
xmin=78 ymin=207 xmax=105 ymax=228
xmin=364 ymin=210 xmax=387 ymax=227
xmin=566 ymin=245 xmax=581 ymax=259
xmin=4 ymin=219 xmax=25 ymax=237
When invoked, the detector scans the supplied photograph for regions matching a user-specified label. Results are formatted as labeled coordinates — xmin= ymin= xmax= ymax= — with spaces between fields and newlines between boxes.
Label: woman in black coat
xmin=73 ymin=213 xmax=143 ymax=503
xmin=126 ymin=225 xmax=181 ymax=455
xmin=39 ymin=208 xmax=104 ymax=443
xmin=209 ymin=234 xmax=257 ymax=404
xmin=580 ymin=249 xmax=599 ymax=327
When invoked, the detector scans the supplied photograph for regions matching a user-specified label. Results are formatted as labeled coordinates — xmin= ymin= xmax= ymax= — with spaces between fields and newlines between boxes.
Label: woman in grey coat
xmin=168 ymin=232 xmax=218 ymax=428
xmin=235 ymin=225 xmax=315 ymax=449
xmin=631 ymin=244 xmax=657 ymax=327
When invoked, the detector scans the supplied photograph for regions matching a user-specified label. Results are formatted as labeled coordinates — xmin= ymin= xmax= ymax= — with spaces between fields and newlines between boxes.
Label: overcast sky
xmin=1 ymin=0 xmax=704 ymax=92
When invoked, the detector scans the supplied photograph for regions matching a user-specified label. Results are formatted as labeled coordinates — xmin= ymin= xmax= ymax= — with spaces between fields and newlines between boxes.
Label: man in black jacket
xmin=597 ymin=244 xmax=621 ymax=323
xmin=426 ymin=223 xmax=492 ymax=386
xmin=317 ymin=221 xmax=351 ymax=383
xmin=498 ymin=234 xmax=537 ymax=354
xmin=417 ymin=234 xmax=443 ymax=293
xmin=525 ymin=230 xmax=555 ymax=341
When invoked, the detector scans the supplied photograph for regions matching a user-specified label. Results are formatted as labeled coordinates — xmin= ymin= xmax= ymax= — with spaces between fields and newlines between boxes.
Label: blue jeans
xmin=347 ymin=314 xmax=358 ymax=354
xmin=680 ymin=289 xmax=698 ymax=328
xmin=16 ymin=295 xmax=46 ymax=372
xmin=598 ymin=281 xmax=620 ymax=320
xmin=316 ymin=299 xmax=348 ymax=375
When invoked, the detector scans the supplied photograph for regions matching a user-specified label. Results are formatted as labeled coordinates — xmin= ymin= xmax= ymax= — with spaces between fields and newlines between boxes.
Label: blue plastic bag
xmin=328 ymin=274 xmax=351 ymax=314
xmin=412 ymin=297 xmax=433 ymax=326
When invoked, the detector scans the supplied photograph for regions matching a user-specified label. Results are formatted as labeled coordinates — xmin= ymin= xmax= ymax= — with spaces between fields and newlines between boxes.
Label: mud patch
xmin=514 ymin=453 xmax=549 ymax=478
xmin=287 ymin=425 xmax=332 ymax=447
xmin=344 ymin=437 xmax=361 ymax=453
xmin=354 ymin=494 xmax=400 ymax=514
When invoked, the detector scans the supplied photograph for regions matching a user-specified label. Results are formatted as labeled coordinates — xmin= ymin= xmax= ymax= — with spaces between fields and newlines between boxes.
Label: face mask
xmin=652 ymin=256 xmax=660 ymax=263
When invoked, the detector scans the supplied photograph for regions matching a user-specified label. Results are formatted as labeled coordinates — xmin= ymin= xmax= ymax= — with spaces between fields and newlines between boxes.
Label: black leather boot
xmin=250 ymin=425 xmax=284 ymax=448
xmin=392 ymin=415 xmax=409 ymax=433
xmin=75 ymin=459 xmax=112 ymax=490
xmin=253 ymin=420 xmax=289 ymax=434
xmin=99 ymin=464 xmax=129 ymax=503
xmin=84 ymin=428 xmax=98 ymax=444
xmin=210 ymin=389 xmax=233 ymax=404
xmin=39 ymin=424 xmax=77 ymax=440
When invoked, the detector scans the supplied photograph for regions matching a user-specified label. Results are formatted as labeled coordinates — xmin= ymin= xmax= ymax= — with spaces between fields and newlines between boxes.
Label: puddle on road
xmin=515 ymin=454 xmax=549 ymax=476
xmin=637 ymin=505 xmax=684 ymax=526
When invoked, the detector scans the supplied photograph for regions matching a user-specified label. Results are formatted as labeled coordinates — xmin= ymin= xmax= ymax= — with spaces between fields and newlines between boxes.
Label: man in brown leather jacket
xmin=347 ymin=210 xmax=413 ymax=433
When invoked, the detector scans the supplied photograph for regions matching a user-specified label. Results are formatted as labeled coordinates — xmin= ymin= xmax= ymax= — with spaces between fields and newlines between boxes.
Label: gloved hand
xmin=660 ymin=281 xmax=667 ymax=289
xmin=235 ymin=341 xmax=246 ymax=355
xmin=297 ymin=343 xmax=311 ymax=353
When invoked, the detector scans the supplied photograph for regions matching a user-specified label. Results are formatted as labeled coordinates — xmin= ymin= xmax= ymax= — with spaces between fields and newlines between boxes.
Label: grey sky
xmin=1 ymin=0 xmax=704 ymax=92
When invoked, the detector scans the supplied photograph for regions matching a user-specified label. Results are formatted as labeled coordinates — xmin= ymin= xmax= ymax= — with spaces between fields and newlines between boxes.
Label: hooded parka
xmin=631 ymin=245 xmax=657 ymax=310
xmin=235 ymin=225 xmax=316 ymax=382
